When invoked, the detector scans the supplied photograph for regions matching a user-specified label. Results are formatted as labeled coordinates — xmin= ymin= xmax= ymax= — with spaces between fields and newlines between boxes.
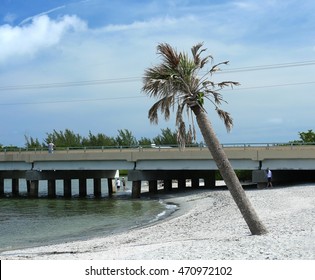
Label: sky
xmin=0 ymin=0 xmax=314 ymax=147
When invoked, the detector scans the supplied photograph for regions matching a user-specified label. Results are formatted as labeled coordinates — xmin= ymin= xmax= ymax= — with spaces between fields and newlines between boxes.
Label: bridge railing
xmin=1 ymin=142 xmax=315 ymax=154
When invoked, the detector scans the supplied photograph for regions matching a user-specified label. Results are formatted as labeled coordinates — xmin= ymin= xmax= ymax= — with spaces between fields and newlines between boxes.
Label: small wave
xmin=149 ymin=200 xmax=178 ymax=223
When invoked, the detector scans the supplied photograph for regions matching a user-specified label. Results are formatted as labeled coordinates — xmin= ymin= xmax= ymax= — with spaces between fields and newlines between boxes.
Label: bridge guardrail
xmin=1 ymin=142 xmax=315 ymax=154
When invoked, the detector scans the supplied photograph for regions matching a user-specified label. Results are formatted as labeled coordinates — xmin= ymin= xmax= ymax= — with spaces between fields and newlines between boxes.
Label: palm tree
xmin=142 ymin=42 xmax=268 ymax=235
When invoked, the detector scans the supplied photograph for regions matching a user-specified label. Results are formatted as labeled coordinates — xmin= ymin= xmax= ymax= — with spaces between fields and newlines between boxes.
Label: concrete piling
xmin=93 ymin=178 xmax=102 ymax=197
xmin=149 ymin=180 xmax=158 ymax=194
xmin=28 ymin=180 xmax=39 ymax=198
xmin=132 ymin=180 xmax=141 ymax=198
xmin=79 ymin=178 xmax=87 ymax=197
xmin=12 ymin=178 xmax=19 ymax=196
xmin=48 ymin=179 xmax=56 ymax=198
xmin=64 ymin=179 xmax=72 ymax=198
xmin=0 ymin=178 xmax=4 ymax=196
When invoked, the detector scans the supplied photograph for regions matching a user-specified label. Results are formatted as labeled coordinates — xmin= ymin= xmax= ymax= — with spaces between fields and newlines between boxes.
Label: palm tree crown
xmin=142 ymin=42 xmax=239 ymax=146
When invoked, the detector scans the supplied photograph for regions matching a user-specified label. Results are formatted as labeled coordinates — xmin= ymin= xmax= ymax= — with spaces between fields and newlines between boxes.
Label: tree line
xmin=22 ymin=127 xmax=195 ymax=149
xmin=289 ymin=129 xmax=315 ymax=144
xmin=1 ymin=128 xmax=314 ymax=150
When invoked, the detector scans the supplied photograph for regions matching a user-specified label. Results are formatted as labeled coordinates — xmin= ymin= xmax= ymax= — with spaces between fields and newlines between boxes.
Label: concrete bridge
xmin=1 ymin=143 xmax=315 ymax=198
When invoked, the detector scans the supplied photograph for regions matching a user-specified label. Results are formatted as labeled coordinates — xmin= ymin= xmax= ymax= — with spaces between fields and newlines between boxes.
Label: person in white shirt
xmin=116 ymin=178 xmax=121 ymax=190
xmin=48 ymin=142 xmax=55 ymax=154
xmin=266 ymin=168 xmax=273 ymax=188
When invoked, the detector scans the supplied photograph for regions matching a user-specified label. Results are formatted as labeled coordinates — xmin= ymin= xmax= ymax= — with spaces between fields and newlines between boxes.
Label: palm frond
xmin=209 ymin=61 xmax=229 ymax=74
xmin=191 ymin=43 xmax=212 ymax=69
xmin=202 ymin=80 xmax=215 ymax=88
xmin=175 ymin=103 xmax=186 ymax=146
xmin=148 ymin=95 xmax=174 ymax=124
xmin=200 ymin=56 xmax=212 ymax=69
xmin=204 ymin=89 xmax=224 ymax=105
xmin=217 ymin=81 xmax=241 ymax=89
xmin=157 ymin=43 xmax=180 ymax=68
xmin=216 ymin=108 xmax=233 ymax=132
xmin=191 ymin=43 xmax=203 ymax=66
xmin=186 ymin=124 xmax=196 ymax=145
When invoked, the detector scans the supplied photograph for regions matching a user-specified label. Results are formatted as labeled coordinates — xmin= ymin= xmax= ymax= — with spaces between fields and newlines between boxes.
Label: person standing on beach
xmin=122 ymin=177 xmax=126 ymax=190
xmin=266 ymin=168 xmax=273 ymax=188
xmin=116 ymin=177 xmax=121 ymax=190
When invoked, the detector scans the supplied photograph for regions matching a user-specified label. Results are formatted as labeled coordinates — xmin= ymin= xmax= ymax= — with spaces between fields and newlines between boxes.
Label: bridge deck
xmin=1 ymin=144 xmax=315 ymax=171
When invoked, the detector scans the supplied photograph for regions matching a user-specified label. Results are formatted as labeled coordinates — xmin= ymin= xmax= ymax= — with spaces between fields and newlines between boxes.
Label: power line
xmin=0 ymin=60 xmax=314 ymax=92
xmin=0 ymin=80 xmax=314 ymax=106
xmin=219 ymin=60 xmax=315 ymax=73
xmin=0 ymin=95 xmax=145 ymax=106
xmin=232 ymin=81 xmax=315 ymax=90
xmin=0 ymin=77 xmax=140 ymax=91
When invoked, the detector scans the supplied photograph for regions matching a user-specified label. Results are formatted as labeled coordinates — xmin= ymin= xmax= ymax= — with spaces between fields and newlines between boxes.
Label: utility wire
xmin=219 ymin=60 xmax=315 ymax=73
xmin=0 ymin=80 xmax=314 ymax=106
xmin=0 ymin=95 xmax=144 ymax=106
xmin=0 ymin=77 xmax=140 ymax=91
xmin=232 ymin=81 xmax=315 ymax=90
xmin=0 ymin=60 xmax=314 ymax=92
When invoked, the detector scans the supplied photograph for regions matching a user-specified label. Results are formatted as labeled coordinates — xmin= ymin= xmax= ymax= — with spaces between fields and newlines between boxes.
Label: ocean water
xmin=0 ymin=179 xmax=177 ymax=253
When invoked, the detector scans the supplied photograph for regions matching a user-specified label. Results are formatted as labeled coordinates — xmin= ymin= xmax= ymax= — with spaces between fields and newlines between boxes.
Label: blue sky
xmin=0 ymin=0 xmax=315 ymax=147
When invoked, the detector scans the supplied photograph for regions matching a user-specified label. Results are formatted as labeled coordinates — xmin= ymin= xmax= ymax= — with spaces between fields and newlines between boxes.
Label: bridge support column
xmin=64 ymin=179 xmax=72 ymax=198
xmin=204 ymin=171 xmax=215 ymax=188
xmin=132 ymin=180 xmax=141 ymax=198
xmin=164 ymin=179 xmax=172 ymax=192
xmin=79 ymin=178 xmax=87 ymax=197
xmin=28 ymin=180 xmax=39 ymax=198
xmin=48 ymin=180 xmax=56 ymax=198
xmin=178 ymin=178 xmax=186 ymax=189
xmin=12 ymin=178 xmax=19 ymax=196
xmin=149 ymin=180 xmax=158 ymax=194
xmin=191 ymin=178 xmax=199 ymax=188
xmin=0 ymin=178 xmax=4 ymax=196
xmin=107 ymin=178 xmax=113 ymax=196
xmin=252 ymin=170 xmax=267 ymax=188
xmin=93 ymin=178 xmax=101 ymax=197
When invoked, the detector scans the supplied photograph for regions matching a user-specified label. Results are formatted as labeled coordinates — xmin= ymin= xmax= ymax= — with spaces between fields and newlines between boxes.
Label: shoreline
xmin=1 ymin=184 xmax=315 ymax=260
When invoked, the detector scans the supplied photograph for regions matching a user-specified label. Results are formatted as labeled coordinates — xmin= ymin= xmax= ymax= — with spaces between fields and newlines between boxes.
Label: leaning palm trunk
xmin=192 ymin=105 xmax=268 ymax=235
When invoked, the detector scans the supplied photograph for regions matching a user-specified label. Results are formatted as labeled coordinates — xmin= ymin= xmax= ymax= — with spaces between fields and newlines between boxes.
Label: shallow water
xmin=0 ymin=179 xmax=177 ymax=252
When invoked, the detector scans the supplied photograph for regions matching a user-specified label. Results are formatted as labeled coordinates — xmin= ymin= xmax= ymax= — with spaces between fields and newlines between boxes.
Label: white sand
xmin=1 ymin=184 xmax=315 ymax=260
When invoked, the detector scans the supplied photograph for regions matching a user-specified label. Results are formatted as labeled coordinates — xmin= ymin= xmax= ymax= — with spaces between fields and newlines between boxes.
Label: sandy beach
xmin=1 ymin=184 xmax=315 ymax=260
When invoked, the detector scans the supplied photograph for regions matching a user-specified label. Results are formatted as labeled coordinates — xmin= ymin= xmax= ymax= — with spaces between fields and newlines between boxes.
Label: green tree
xmin=44 ymin=129 xmax=82 ymax=147
xmin=138 ymin=137 xmax=152 ymax=146
xmin=299 ymin=129 xmax=315 ymax=143
xmin=115 ymin=129 xmax=138 ymax=147
xmin=152 ymin=127 xmax=195 ymax=146
xmin=24 ymin=135 xmax=42 ymax=149
xmin=82 ymin=131 xmax=116 ymax=146
xmin=153 ymin=128 xmax=177 ymax=145
xmin=142 ymin=42 xmax=267 ymax=235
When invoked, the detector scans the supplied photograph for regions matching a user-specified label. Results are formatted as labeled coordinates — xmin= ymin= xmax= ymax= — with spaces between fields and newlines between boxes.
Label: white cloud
xmin=0 ymin=15 xmax=87 ymax=65
xmin=101 ymin=16 xmax=182 ymax=32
